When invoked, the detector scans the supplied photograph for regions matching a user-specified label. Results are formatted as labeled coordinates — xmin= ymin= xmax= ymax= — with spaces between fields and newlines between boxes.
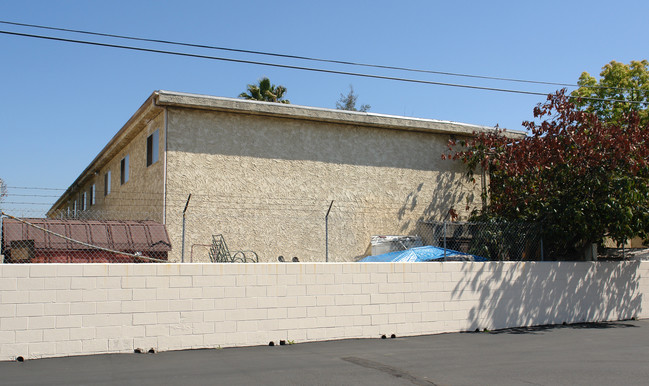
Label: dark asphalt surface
xmin=2 ymin=319 xmax=649 ymax=385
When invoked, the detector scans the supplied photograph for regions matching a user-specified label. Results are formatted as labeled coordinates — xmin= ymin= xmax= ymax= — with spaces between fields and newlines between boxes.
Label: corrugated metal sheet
xmin=1 ymin=219 xmax=171 ymax=252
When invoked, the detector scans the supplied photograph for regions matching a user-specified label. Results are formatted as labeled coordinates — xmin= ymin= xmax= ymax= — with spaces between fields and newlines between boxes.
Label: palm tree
xmin=239 ymin=77 xmax=290 ymax=104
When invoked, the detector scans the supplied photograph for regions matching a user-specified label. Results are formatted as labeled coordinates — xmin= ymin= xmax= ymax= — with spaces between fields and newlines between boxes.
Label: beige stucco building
xmin=48 ymin=90 xmax=524 ymax=262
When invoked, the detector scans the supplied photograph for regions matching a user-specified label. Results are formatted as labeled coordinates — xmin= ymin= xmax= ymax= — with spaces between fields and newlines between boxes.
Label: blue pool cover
xmin=360 ymin=245 xmax=487 ymax=262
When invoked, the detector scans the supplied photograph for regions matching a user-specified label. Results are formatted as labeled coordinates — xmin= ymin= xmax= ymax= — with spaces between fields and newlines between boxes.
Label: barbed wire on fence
xmin=3 ymin=186 xmax=451 ymax=211
xmin=2 ymin=187 xmax=544 ymax=264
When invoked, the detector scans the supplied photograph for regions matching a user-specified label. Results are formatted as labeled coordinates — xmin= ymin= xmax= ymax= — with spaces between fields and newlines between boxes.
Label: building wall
xmin=1 ymin=261 xmax=646 ymax=361
xmin=50 ymin=111 xmax=166 ymax=222
xmin=165 ymin=107 xmax=482 ymax=263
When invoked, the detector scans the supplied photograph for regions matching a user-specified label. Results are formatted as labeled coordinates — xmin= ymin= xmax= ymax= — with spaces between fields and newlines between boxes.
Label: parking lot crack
xmin=342 ymin=357 xmax=437 ymax=386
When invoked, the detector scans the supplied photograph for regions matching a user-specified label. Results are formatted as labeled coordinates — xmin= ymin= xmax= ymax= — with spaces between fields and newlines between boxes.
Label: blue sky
xmin=1 ymin=1 xmax=648 ymax=215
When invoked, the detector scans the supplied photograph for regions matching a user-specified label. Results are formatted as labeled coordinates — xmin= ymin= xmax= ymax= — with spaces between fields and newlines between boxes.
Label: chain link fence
xmin=1 ymin=203 xmax=409 ymax=264
xmin=1 ymin=204 xmax=544 ymax=264
xmin=1 ymin=209 xmax=169 ymax=264
xmin=417 ymin=221 xmax=543 ymax=261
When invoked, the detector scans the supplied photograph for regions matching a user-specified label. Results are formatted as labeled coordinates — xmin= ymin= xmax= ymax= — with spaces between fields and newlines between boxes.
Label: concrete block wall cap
xmin=154 ymin=90 xmax=526 ymax=138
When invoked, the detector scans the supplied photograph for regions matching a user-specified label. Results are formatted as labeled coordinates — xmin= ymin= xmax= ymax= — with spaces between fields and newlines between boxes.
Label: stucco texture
xmin=165 ymin=108 xmax=482 ymax=262
xmin=51 ymin=111 xmax=165 ymax=222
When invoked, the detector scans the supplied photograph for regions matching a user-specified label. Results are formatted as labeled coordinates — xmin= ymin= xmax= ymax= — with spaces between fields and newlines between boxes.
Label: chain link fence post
xmin=443 ymin=221 xmax=447 ymax=258
xmin=0 ymin=211 xmax=4 ymax=263
xmin=325 ymin=200 xmax=333 ymax=263
xmin=181 ymin=194 xmax=191 ymax=263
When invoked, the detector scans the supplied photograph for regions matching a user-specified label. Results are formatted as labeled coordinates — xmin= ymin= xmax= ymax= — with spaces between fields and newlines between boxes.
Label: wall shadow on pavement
xmin=485 ymin=320 xmax=639 ymax=335
xmin=452 ymin=262 xmax=643 ymax=332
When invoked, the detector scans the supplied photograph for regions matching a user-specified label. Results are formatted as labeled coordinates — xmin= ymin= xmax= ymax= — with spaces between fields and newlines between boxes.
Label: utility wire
xmin=0 ymin=29 xmax=550 ymax=97
xmin=6 ymin=186 xmax=66 ymax=191
xmin=1 ymin=29 xmax=646 ymax=105
xmin=3 ymin=20 xmax=646 ymax=94
xmin=0 ymin=20 xmax=579 ymax=88
xmin=3 ymin=201 xmax=60 ymax=205
xmin=5 ymin=193 xmax=61 ymax=198
xmin=5 ymin=20 xmax=641 ymax=95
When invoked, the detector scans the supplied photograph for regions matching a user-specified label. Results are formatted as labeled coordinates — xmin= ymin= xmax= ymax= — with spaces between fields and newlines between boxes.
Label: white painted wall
xmin=1 ymin=261 xmax=648 ymax=360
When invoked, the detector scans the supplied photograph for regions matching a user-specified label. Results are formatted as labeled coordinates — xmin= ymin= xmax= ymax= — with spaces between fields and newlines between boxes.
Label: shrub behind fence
xmin=418 ymin=221 xmax=543 ymax=261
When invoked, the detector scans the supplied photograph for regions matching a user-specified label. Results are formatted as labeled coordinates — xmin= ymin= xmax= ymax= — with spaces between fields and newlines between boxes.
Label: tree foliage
xmin=239 ymin=77 xmax=290 ymax=104
xmin=336 ymin=85 xmax=370 ymax=112
xmin=445 ymin=90 xmax=649 ymax=258
xmin=571 ymin=60 xmax=649 ymax=126
xmin=0 ymin=177 xmax=6 ymax=205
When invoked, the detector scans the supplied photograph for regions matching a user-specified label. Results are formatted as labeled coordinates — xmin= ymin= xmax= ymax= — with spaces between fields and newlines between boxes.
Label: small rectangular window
xmin=90 ymin=184 xmax=96 ymax=206
xmin=104 ymin=171 xmax=111 ymax=196
xmin=147 ymin=130 xmax=159 ymax=167
xmin=121 ymin=155 xmax=129 ymax=185
xmin=81 ymin=192 xmax=87 ymax=211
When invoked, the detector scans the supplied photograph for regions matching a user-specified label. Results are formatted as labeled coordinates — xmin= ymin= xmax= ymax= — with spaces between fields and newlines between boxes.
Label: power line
xmin=4 ymin=20 xmax=646 ymax=95
xmin=5 ymin=193 xmax=61 ymax=198
xmin=6 ymin=186 xmax=66 ymax=191
xmin=0 ymin=19 xmax=580 ymax=88
xmin=2 ymin=201 xmax=53 ymax=205
xmin=2 ymin=29 xmax=646 ymax=106
xmin=0 ymin=29 xmax=552 ymax=97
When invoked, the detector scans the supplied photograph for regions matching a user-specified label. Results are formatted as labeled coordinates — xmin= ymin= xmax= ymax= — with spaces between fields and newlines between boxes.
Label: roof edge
xmin=154 ymin=90 xmax=527 ymax=137
xmin=48 ymin=92 xmax=163 ymax=215
xmin=48 ymin=90 xmax=527 ymax=215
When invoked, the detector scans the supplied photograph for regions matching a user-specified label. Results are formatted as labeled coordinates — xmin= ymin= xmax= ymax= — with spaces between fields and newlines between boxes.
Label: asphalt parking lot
xmin=2 ymin=319 xmax=649 ymax=385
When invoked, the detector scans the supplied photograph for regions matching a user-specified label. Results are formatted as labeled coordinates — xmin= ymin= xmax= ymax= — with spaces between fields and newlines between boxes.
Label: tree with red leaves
xmin=445 ymin=89 xmax=649 ymax=258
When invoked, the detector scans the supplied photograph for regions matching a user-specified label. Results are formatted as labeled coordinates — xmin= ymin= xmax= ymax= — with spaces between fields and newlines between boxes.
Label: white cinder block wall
xmin=1 ymin=261 xmax=648 ymax=360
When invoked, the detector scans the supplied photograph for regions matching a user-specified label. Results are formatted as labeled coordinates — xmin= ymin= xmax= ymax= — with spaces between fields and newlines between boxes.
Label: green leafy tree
xmin=445 ymin=90 xmax=649 ymax=259
xmin=571 ymin=60 xmax=649 ymax=126
xmin=239 ymin=77 xmax=290 ymax=104
xmin=336 ymin=85 xmax=370 ymax=112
